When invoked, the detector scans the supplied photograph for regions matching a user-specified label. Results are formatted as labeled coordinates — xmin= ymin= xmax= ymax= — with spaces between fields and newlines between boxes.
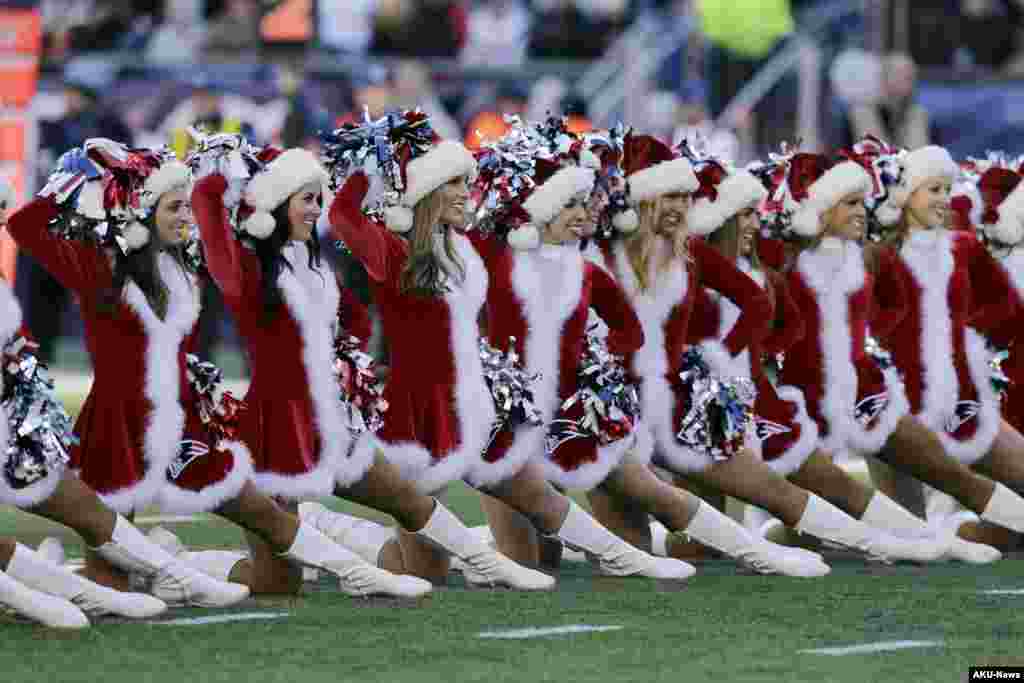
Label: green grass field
xmin=1 ymin=380 xmax=1021 ymax=682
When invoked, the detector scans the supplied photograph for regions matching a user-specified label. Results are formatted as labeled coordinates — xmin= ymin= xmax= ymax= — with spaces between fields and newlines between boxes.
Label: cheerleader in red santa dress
xmin=189 ymin=128 xmax=551 ymax=590
xmin=857 ymin=146 xmax=1024 ymax=548
xmin=314 ymin=115 xmax=698 ymax=582
xmin=583 ymin=134 xmax=951 ymax=563
xmin=0 ymin=161 xmax=253 ymax=618
xmin=458 ymin=123 xmax=823 ymax=577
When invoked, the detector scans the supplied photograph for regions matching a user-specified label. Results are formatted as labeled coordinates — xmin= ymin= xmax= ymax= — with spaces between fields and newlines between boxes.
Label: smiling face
xmin=654 ymin=191 xmax=692 ymax=237
xmin=905 ymin=175 xmax=951 ymax=231
xmin=153 ymin=187 xmax=191 ymax=246
xmin=822 ymin=190 xmax=867 ymax=241
xmin=436 ymin=175 xmax=470 ymax=228
xmin=736 ymin=207 xmax=759 ymax=257
xmin=286 ymin=181 xmax=323 ymax=242
xmin=543 ymin=197 xmax=590 ymax=246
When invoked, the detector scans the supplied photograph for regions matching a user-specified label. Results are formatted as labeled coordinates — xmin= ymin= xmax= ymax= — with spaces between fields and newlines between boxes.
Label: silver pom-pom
xmin=676 ymin=347 xmax=757 ymax=461
xmin=479 ymin=337 xmax=544 ymax=448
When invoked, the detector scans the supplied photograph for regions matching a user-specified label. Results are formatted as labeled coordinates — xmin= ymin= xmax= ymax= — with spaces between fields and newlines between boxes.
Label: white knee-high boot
xmin=0 ymin=567 xmax=89 ymax=629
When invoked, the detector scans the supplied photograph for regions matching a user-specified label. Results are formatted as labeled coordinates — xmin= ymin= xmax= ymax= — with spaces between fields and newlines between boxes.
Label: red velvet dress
xmin=992 ymin=247 xmax=1024 ymax=433
xmin=472 ymin=233 xmax=646 ymax=491
xmin=192 ymin=174 xmax=375 ymax=500
xmin=779 ymin=241 xmax=910 ymax=460
xmin=687 ymin=257 xmax=820 ymax=476
xmin=328 ymin=173 xmax=496 ymax=495
xmin=879 ymin=230 xmax=1018 ymax=464
xmin=585 ymin=237 xmax=772 ymax=474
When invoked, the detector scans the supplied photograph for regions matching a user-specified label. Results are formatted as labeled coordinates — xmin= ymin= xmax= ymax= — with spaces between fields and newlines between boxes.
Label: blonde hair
xmin=624 ymin=197 xmax=691 ymax=292
xmin=398 ymin=185 xmax=465 ymax=296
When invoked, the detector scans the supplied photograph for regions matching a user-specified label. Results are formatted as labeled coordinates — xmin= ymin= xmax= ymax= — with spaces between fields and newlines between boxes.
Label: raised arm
xmin=588 ymin=263 xmax=645 ymax=356
xmin=6 ymin=196 xmax=106 ymax=292
xmin=692 ymin=237 xmax=771 ymax=355
xmin=762 ymin=268 xmax=805 ymax=354
xmin=327 ymin=172 xmax=405 ymax=283
xmin=191 ymin=174 xmax=247 ymax=300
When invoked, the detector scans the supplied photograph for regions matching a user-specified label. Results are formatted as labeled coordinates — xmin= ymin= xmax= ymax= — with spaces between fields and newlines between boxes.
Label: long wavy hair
xmin=398 ymin=185 xmax=465 ymax=297
xmin=624 ymin=197 xmax=691 ymax=292
xmin=249 ymin=200 xmax=322 ymax=323
xmin=706 ymin=213 xmax=762 ymax=270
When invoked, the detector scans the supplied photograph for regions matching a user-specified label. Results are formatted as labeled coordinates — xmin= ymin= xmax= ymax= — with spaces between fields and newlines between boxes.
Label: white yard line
xmin=981 ymin=589 xmax=1024 ymax=595
xmin=799 ymin=640 xmax=944 ymax=655
xmin=134 ymin=514 xmax=208 ymax=524
xmin=478 ymin=625 xmax=623 ymax=639
xmin=150 ymin=612 xmax=289 ymax=626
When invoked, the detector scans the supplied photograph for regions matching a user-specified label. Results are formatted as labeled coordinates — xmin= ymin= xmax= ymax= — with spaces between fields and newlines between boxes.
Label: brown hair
xmin=624 ymin=197 xmax=691 ymax=292
xmin=398 ymin=185 xmax=465 ymax=297
xmin=705 ymin=213 xmax=775 ymax=311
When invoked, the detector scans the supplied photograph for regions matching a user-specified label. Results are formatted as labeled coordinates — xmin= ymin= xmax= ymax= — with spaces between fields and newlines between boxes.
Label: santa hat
xmin=381 ymin=139 xmax=477 ymax=233
xmin=114 ymin=158 xmax=193 ymax=251
xmin=774 ymin=153 xmax=872 ymax=237
xmin=240 ymin=148 xmax=327 ymax=239
xmin=622 ymin=134 xmax=698 ymax=203
xmin=874 ymin=145 xmax=958 ymax=226
xmin=506 ymin=158 xmax=596 ymax=250
xmin=687 ymin=162 xmax=767 ymax=236
xmin=978 ymin=166 xmax=1024 ymax=245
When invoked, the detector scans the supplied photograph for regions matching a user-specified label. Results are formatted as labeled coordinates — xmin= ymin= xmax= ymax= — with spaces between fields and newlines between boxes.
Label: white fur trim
xmin=156 ymin=440 xmax=253 ymax=515
xmin=250 ymin=242 xmax=364 ymax=499
xmin=612 ymin=209 xmax=639 ymax=233
xmin=241 ymin=211 xmax=276 ymax=239
xmin=999 ymin=246 xmax=1024 ymax=303
xmin=697 ymin=339 xmax=742 ymax=378
xmin=467 ymin=246 xmax=584 ymax=489
xmin=522 ymin=167 xmax=595 ymax=227
xmin=762 ymin=385 xmax=820 ymax=476
xmin=336 ymin=432 xmax=380 ymax=489
xmin=986 ymin=181 xmax=1024 ymax=246
xmin=381 ymin=233 xmax=495 ymax=494
xmin=628 ymin=158 xmax=698 ymax=203
xmin=688 ymin=171 xmax=767 ymax=236
xmin=121 ymin=222 xmax=151 ymax=251
xmin=791 ymin=162 xmax=871 ymax=238
xmin=538 ymin=429 xmax=639 ymax=492
xmin=507 ymin=224 xmax=541 ymax=250
xmin=934 ymin=329 xmax=1000 ymax=465
xmin=245 ymin=149 xmax=328 ymax=213
xmin=383 ymin=205 xmax=414 ymax=233
xmin=899 ymin=146 xmax=958 ymax=202
xmin=401 ymin=140 xmax=476 ymax=208
xmin=141 ymin=161 xmax=189 ymax=210
xmin=847 ymin=366 xmax=910 ymax=454
xmin=796 ymin=240 xmax=866 ymax=456
xmin=101 ymin=254 xmax=199 ymax=514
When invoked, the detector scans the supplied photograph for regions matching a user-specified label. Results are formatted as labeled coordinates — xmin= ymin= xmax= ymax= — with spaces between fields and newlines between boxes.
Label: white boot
xmin=6 ymin=544 xmax=166 ymax=619
xmin=299 ymin=502 xmax=397 ymax=565
xmin=0 ymin=568 xmax=89 ymax=629
xmin=650 ymin=521 xmax=669 ymax=557
xmin=795 ymin=495 xmax=945 ymax=563
xmin=147 ymin=527 xmax=187 ymax=557
xmin=981 ymin=482 xmax=1024 ymax=534
xmin=280 ymin=523 xmax=431 ymax=598
xmin=91 ymin=515 xmax=250 ymax=607
xmin=937 ymin=511 xmax=1002 ymax=564
xmin=557 ymin=502 xmax=694 ymax=580
xmin=37 ymin=537 xmax=67 ymax=567
xmin=682 ymin=502 xmax=830 ymax=577
xmin=181 ymin=552 xmax=248 ymax=581
xmin=861 ymin=492 xmax=999 ymax=564
xmin=416 ymin=502 xmax=555 ymax=591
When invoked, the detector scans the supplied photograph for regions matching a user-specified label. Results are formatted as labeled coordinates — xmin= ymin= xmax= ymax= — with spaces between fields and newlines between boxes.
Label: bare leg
xmin=864 ymin=454 xmax=927 ymax=518
xmin=954 ymin=519 xmax=1018 ymax=550
xmin=480 ymin=494 xmax=540 ymax=567
xmin=0 ymin=537 xmax=15 ymax=569
xmin=689 ymin=448 xmax=809 ymax=527
xmin=974 ymin=420 xmax=1024 ymax=493
xmin=789 ymin=451 xmax=875 ymax=518
xmin=485 ymin=462 xmax=570 ymax=534
xmin=586 ymin=487 xmax=652 ymax=552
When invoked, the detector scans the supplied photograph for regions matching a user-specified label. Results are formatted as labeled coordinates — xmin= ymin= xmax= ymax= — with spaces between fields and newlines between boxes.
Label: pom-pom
xmin=185 ymin=354 xmax=246 ymax=445
xmin=242 ymin=211 xmax=276 ymax=239
xmin=611 ymin=208 xmax=639 ymax=233
xmin=334 ymin=335 xmax=388 ymax=436
xmin=479 ymin=337 xmax=544 ymax=447
xmin=120 ymin=222 xmax=150 ymax=251
xmin=990 ymin=348 xmax=1010 ymax=398
xmin=77 ymin=180 xmax=106 ymax=220
xmin=675 ymin=347 xmax=757 ymax=461
xmin=383 ymin=205 xmax=414 ymax=232
xmin=507 ymin=223 xmax=541 ymax=250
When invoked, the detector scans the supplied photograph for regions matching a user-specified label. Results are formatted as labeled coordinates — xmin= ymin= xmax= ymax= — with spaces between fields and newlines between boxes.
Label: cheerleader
xmin=583 ymin=134 xmax=948 ymax=563
xmin=319 ymin=117 xmax=693 ymax=581
xmin=860 ymin=145 xmax=1024 ymax=543
xmin=0 ymin=175 xmax=244 ymax=615
xmin=189 ymin=133 xmax=553 ymax=590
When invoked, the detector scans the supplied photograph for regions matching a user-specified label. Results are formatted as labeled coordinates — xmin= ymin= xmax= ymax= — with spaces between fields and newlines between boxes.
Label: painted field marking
xmin=150 ymin=612 xmax=289 ymax=626
xmin=136 ymin=514 xmax=208 ymax=524
xmin=981 ymin=589 xmax=1024 ymax=595
xmin=799 ymin=640 xmax=944 ymax=656
xmin=478 ymin=625 xmax=623 ymax=639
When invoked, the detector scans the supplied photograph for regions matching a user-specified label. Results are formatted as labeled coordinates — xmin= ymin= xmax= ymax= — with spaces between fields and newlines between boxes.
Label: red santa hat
xmin=873 ymin=145 xmax=958 ymax=226
xmin=506 ymin=158 xmax=596 ymax=250
xmin=118 ymin=156 xmax=193 ymax=250
xmin=978 ymin=166 xmax=1024 ymax=245
xmin=240 ymin=147 xmax=328 ymax=239
xmin=622 ymin=134 xmax=698 ymax=204
xmin=381 ymin=139 xmax=477 ymax=233
xmin=773 ymin=153 xmax=872 ymax=237
xmin=687 ymin=161 xmax=767 ymax=236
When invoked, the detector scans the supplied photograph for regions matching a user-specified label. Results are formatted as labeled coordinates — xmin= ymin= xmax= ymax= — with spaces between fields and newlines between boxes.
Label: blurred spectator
xmin=318 ymin=0 xmax=379 ymax=53
xmin=392 ymin=61 xmax=461 ymax=140
xmin=463 ymin=81 xmax=528 ymax=150
xmin=42 ymin=0 xmax=159 ymax=60
xmin=279 ymin=69 xmax=330 ymax=151
xmin=165 ymin=75 xmax=257 ymax=159
xmin=671 ymin=85 xmax=741 ymax=162
xmin=844 ymin=53 xmax=934 ymax=150
xmin=530 ymin=0 xmax=629 ymax=59
xmin=335 ymin=66 xmax=395 ymax=125
xmin=146 ymin=0 xmax=206 ymax=64
xmin=376 ymin=0 xmax=467 ymax=57
xmin=460 ymin=0 xmax=531 ymax=67
xmin=525 ymin=76 xmax=568 ymax=122
xmin=203 ymin=0 xmax=262 ymax=61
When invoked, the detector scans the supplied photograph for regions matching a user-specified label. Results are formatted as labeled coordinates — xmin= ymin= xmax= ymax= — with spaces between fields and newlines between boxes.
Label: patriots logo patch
xmin=167 ymin=439 xmax=211 ymax=480
xmin=854 ymin=392 xmax=889 ymax=426
xmin=754 ymin=418 xmax=791 ymax=441
xmin=944 ymin=401 xmax=980 ymax=434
